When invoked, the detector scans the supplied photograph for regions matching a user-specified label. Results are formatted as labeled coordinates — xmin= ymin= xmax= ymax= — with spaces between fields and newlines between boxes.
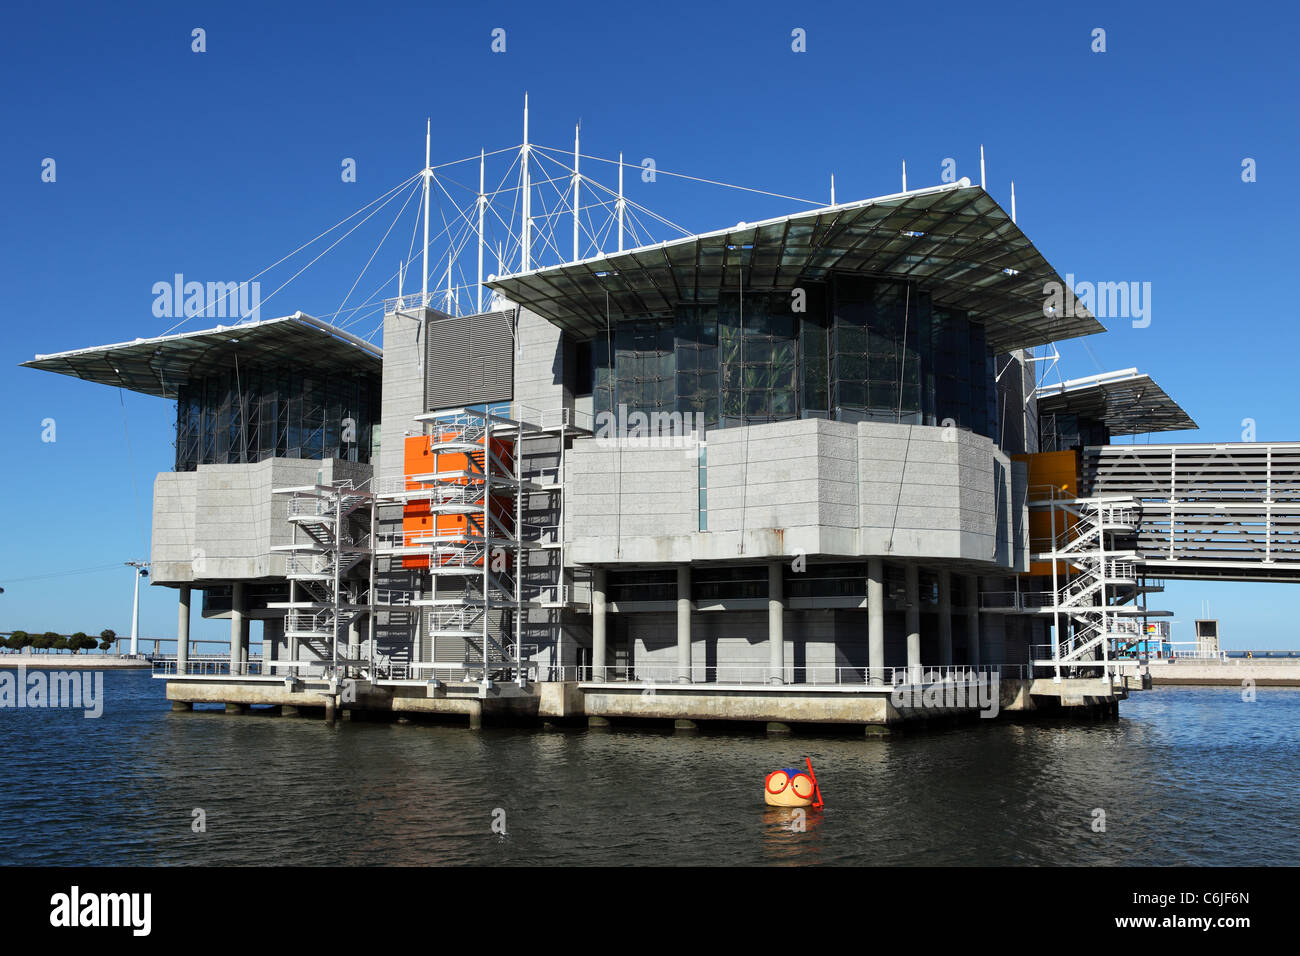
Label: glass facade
xmin=590 ymin=274 xmax=1000 ymax=440
xmin=173 ymin=367 xmax=379 ymax=472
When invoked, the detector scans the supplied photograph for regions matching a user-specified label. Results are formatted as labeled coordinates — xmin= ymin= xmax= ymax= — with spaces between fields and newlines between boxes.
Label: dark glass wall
xmin=174 ymin=367 xmax=379 ymax=472
xmin=590 ymin=274 xmax=1000 ymax=441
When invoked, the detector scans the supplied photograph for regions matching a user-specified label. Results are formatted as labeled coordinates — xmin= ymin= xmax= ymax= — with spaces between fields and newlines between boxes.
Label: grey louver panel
xmin=425 ymin=309 xmax=515 ymax=410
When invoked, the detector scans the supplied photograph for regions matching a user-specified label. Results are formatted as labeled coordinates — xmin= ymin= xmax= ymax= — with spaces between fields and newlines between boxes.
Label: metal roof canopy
xmin=1036 ymin=368 xmax=1196 ymax=435
xmin=20 ymin=312 xmax=382 ymax=399
xmin=485 ymin=182 xmax=1105 ymax=353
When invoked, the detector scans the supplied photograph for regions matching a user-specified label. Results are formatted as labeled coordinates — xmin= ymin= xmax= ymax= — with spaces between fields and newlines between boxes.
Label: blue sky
xmin=1 ymin=0 xmax=1297 ymax=649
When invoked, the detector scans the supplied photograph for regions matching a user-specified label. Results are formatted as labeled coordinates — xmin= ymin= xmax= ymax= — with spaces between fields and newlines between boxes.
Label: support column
xmin=966 ymin=574 xmax=981 ymax=668
xmin=230 ymin=582 xmax=245 ymax=676
xmin=676 ymin=565 xmax=691 ymax=683
xmin=768 ymin=561 xmax=785 ymax=684
xmin=905 ymin=563 xmax=921 ymax=684
xmin=176 ymin=586 xmax=191 ymax=676
xmin=347 ymin=614 xmax=361 ymax=675
xmin=868 ymin=557 xmax=885 ymax=685
xmin=240 ymin=616 xmax=250 ymax=672
xmin=411 ymin=583 xmax=423 ymax=675
xmin=938 ymin=568 xmax=953 ymax=667
xmin=592 ymin=567 xmax=607 ymax=681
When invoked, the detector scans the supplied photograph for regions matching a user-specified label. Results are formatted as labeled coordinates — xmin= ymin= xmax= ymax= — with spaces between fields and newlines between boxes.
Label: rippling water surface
xmin=1 ymin=672 xmax=1297 ymax=865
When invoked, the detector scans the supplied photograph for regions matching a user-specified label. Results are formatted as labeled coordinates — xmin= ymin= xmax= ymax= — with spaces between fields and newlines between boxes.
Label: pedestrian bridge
xmin=1081 ymin=442 xmax=1300 ymax=582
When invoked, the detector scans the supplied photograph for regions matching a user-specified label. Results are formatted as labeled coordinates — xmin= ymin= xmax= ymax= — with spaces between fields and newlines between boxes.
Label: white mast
xmin=521 ymin=93 xmax=531 ymax=272
xmin=979 ymin=144 xmax=986 ymax=189
xmin=830 ymin=173 xmax=836 ymax=206
xmin=572 ymin=122 xmax=581 ymax=262
xmin=477 ymin=148 xmax=485 ymax=313
xmin=617 ymin=151 xmax=625 ymax=252
xmin=1011 ymin=180 xmax=1017 ymax=223
xmin=422 ymin=119 xmax=431 ymax=303
xmin=902 ymin=160 xmax=908 ymax=192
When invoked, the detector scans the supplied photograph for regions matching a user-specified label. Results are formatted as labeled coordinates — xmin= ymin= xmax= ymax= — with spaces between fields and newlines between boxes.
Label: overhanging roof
xmin=20 ymin=312 xmax=381 ymax=399
xmin=1036 ymin=368 xmax=1196 ymax=435
xmin=486 ymin=182 xmax=1105 ymax=353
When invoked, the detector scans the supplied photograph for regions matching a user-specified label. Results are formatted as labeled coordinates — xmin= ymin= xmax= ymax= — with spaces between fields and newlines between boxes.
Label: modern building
xmin=23 ymin=130 xmax=1300 ymax=729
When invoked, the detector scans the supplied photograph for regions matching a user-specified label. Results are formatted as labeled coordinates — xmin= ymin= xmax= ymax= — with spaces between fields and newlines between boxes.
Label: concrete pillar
xmin=412 ymin=585 xmax=423 ymax=674
xmin=768 ymin=561 xmax=785 ymax=684
xmin=240 ymin=616 xmax=250 ymax=671
xmin=230 ymin=582 xmax=246 ymax=676
xmin=966 ymin=574 xmax=981 ymax=668
xmin=868 ymin=557 xmax=885 ymax=685
xmin=676 ymin=565 xmax=691 ymax=683
xmin=592 ymin=567 xmax=607 ymax=681
xmin=347 ymin=614 xmax=361 ymax=673
xmin=937 ymin=569 xmax=953 ymax=667
xmin=176 ymin=586 xmax=191 ymax=676
xmin=905 ymin=563 xmax=921 ymax=684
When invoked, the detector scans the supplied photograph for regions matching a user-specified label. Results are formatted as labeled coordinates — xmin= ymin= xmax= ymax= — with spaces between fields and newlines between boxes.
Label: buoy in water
xmin=764 ymin=758 xmax=824 ymax=808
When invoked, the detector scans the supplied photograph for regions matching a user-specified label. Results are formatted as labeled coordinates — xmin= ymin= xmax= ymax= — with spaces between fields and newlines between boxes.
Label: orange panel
xmin=401 ymin=432 xmax=516 ymax=570
xmin=1012 ymin=450 xmax=1079 ymax=577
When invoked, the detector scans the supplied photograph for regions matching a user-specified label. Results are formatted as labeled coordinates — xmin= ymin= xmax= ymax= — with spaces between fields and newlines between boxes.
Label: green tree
xmin=8 ymin=631 xmax=30 ymax=652
xmin=99 ymin=629 xmax=117 ymax=653
xmin=32 ymin=633 xmax=54 ymax=653
xmin=69 ymin=632 xmax=89 ymax=654
xmin=52 ymin=635 xmax=69 ymax=653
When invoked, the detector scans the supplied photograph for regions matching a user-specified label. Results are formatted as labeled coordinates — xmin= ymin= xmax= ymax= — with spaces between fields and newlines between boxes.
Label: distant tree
xmin=8 ymin=631 xmax=30 ymax=652
xmin=50 ymin=633 xmax=68 ymax=653
xmin=69 ymin=632 xmax=89 ymax=654
xmin=99 ymin=629 xmax=117 ymax=653
xmin=99 ymin=638 xmax=113 ymax=652
xmin=32 ymin=633 xmax=54 ymax=653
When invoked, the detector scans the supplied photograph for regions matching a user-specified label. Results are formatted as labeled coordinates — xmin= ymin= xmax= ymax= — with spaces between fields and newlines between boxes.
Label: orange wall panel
xmin=1012 ymin=450 xmax=1079 ymax=577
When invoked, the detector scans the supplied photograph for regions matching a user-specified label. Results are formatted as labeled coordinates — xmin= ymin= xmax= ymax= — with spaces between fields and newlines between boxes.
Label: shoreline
xmin=0 ymin=655 xmax=151 ymax=670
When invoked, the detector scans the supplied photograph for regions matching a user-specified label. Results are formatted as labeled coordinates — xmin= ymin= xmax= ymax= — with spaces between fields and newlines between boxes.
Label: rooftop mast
xmin=477 ymin=148 xmax=486 ymax=313
xmin=573 ymin=122 xmax=581 ymax=262
xmin=522 ymin=94 xmax=531 ymax=272
xmin=422 ymin=119 xmax=431 ymax=302
xmin=617 ymin=151 xmax=625 ymax=252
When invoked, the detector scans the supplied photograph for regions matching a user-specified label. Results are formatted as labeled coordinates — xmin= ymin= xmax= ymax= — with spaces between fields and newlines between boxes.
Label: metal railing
xmin=535 ymin=662 xmax=1017 ymax=686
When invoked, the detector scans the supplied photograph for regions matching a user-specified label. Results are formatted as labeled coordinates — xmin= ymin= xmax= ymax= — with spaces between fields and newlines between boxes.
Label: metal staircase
xmin=269 ymin=479 xmax=376 ymax=678
xmin=373 ymin=408 xmax=548 ymax=684
xmin=997 ymin=489 xmax=1170 ymax=681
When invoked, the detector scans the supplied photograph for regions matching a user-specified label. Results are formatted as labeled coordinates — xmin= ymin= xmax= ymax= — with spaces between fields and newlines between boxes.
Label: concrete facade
xmin=564 ymin=418 xmax=1025 ymax=567
xmin=151 ymin=456 xmax=372 ymax=585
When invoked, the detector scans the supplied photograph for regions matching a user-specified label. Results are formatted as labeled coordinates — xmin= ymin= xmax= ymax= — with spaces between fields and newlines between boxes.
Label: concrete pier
xmin=162 ymin=670 xmax=1126 ymax=733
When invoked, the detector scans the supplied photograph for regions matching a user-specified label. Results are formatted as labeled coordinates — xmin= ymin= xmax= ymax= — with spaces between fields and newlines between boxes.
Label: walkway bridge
xmin=1080 ymin=442 xmax=1300 ymax=582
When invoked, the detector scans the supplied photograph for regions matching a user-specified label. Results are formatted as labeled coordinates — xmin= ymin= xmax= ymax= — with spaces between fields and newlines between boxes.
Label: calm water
xmin=1 ymin=672 xmax=1297 ymax=866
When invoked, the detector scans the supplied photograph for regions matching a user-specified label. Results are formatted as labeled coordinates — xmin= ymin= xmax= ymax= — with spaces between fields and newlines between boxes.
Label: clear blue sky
xmin=1 ymin=0 xmax=1297 ymax=649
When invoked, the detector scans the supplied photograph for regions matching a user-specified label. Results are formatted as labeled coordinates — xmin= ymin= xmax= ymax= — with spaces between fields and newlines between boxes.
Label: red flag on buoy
xmin=805 ymin=757 xmax=824 ymax=809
